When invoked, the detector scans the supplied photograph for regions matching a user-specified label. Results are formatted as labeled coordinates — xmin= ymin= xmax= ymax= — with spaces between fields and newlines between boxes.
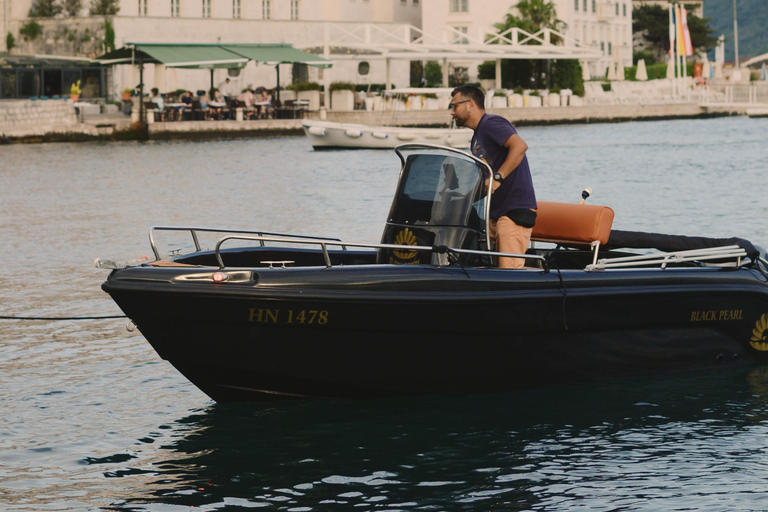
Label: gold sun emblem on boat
xmin=392 ymin=228 xmax=419 ymax=263
xmin=750 ymin=313 xmax=768 ymax=351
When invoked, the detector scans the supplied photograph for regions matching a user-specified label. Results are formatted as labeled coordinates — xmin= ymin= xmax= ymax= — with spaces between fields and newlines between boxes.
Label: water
xmin=1 ymin=116 xmax=768 ymax=511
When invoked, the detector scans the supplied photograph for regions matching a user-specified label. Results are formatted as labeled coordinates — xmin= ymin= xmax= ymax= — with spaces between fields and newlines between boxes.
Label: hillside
xmin=703 ymin=0 xmax=768 ymax=62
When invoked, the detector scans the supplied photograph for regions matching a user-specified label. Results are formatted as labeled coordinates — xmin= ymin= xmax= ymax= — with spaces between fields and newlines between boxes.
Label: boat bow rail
xmin=148 ymin=225 xmax=346 ymax=261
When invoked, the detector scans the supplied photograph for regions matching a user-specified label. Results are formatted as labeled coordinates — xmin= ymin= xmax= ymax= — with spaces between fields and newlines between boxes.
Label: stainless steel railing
xmin=148 ymin=226 xmax=345 ymax=260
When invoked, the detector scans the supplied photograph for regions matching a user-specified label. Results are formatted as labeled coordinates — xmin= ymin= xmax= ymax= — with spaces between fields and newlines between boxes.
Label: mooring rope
xmin=0 ymin=315 xmax=127 ymax=321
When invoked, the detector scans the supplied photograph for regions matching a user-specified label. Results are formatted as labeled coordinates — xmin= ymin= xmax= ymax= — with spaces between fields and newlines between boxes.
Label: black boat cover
xmin=606 ymin=230 xmax=760 ymax=261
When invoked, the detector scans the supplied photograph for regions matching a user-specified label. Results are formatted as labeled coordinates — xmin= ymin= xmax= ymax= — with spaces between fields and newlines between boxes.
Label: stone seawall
xmin=0 ymin=100 xmax=79 ymax=138
xmin=0 ymin=100 xmax=751 ymax=142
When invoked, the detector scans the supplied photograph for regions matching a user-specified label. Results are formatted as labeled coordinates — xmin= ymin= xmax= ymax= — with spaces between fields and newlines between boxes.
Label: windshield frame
xmin=394 ymin=144 xmax=493 ymax=252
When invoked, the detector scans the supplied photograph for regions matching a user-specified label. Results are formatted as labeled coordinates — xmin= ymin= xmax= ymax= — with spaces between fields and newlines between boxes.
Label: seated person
xmin=197 ymin=90 xmax=210 ymax=120
xmin=150 ymin=88 xmax=165 ymax=120
xmin=209 ymin=89 xmax=224 ymax=119
xmin=178 ymin=90 xmax=194 ymax=120
xmin=256 ymin=89 xmax=272 ymax=118
xmin=237 ymin=88 xmax=257 ymax=119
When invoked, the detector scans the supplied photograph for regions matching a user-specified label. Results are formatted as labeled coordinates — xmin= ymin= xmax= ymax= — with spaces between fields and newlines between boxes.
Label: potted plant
xmin=288 ymin=82 xmax=323 ymax=111
xmin=492 ymin=90 xmax=508 ymax=108
xmin=329 ymin=81 xmax=355 ymax=111
xmin=70 ymin=80 xmax=81 ymax=101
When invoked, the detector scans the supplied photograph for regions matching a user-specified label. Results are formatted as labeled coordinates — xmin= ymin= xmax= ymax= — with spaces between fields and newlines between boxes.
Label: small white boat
xmin=746 ymin=108 xmax=768 ymax=118
xmin=302 ymin=119 xmax=473 ymax=150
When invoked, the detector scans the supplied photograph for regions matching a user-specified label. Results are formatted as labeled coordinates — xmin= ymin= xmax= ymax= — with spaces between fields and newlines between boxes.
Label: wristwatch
xmin=493 ymin=172 xmax=504 ymax=183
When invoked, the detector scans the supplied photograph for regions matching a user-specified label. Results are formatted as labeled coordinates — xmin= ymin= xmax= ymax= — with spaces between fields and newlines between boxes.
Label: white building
xmin=1 ymin=0 xmax=628 ymax=95
xmin=419 ymin=0 xmax=631 ymax=80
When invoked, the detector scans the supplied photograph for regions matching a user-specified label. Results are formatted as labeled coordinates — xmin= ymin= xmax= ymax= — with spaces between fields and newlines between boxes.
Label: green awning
xmin=97 ymin=43 xmax=331 ymax=69
xmin=97 ymin=44 xmax=248 ymax=69
xmin=221 ymin=44 xmax=333 ymax=69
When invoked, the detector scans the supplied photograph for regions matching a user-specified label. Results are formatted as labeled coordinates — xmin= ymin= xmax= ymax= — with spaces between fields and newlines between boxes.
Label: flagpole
xmin=733 ymin=0 xmax=739 ymax=67
xmin=669 ymin=3 xmax=677 ymax=96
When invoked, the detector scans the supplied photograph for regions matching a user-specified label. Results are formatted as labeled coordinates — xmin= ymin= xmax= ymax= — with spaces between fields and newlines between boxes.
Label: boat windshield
xmin=389 ymin=150 xmax=488 ymax=229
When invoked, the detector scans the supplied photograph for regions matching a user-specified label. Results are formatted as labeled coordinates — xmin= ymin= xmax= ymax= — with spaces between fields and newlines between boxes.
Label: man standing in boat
xmin=449 ymin=85 xmax=537 ymax=269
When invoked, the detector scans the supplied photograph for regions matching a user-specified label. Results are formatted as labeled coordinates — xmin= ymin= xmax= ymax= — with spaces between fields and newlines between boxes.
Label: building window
xmin=623 ymin=3 xmax=626 ymax=15
xmin=453 ymin=26 xmax=469 ymax=44
xmin=413 ymin=0 xmax=419 ymax=4
xmin=583 ymin=0 xmax=587 ymax=11
xmin=608 ymin=42 xmax=612 ymax=55
xmin=138 ymin=0 xmax=147 ymax=15
xmin=615 ymin=3 xmax=619 ymax=15
xmin=171 ymin=0 xmax=180 ymax=17
xmin=574 ymin=0 xmax=578 ymax=10
xmin=450 ymin=0 xmax=468 ymax=13
xmin=233 ymin=0 xmax=241 ymax=17
xmin=591 ymin=0 xmax=595 ymax=12
xmin=202 ymin=0 xmax=210 ymax=17
xmin=600 ymin=41 xmax=604 ymax=52
xmin=262 ymin=0 xmax=271 ymax=19
xmin=290 ymin=0 xmax=299 ymax=19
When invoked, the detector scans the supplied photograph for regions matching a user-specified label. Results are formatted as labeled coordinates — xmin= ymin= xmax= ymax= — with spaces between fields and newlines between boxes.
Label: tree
xmin=493 ymin=0 xmax=564 ymax=42
xmin=29 ymin=0 xmax=63 ymax=17
xmin=633 ymin=4 xmax=718 ymax=62
xmin=424 ymin=61 xmax=443 ymax=86
xmin=492 ymin=0 xmax=564 ymax=88
xmin=89 ymin=0 xmax=119 ymax=15
xmin=64 ymin=0 xmax=82 ymax=16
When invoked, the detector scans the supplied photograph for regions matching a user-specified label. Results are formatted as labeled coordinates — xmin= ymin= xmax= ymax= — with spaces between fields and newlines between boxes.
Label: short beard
xmin=454 ymin=116 xmax=465 ymax=127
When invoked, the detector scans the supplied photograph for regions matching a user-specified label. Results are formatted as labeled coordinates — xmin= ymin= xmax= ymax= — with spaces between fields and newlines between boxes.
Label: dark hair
xmin=151 ymin=87 xmax=159 ymax=95
xmin=451 ymin=85 xmax=485 ymax=110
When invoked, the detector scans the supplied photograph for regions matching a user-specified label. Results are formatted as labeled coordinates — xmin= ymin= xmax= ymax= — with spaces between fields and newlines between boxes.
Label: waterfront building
xmin=419 ymin=0 xmax=632 ymax=80
xmin=1 ymin=0 xmax=628 ymax=98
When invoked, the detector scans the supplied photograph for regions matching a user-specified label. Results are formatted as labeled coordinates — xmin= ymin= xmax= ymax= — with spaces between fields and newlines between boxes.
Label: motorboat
xmin=302 ymin=119 xmax=473 ymax=150
xmin=98 ymin=144 xmax=768 ymax=403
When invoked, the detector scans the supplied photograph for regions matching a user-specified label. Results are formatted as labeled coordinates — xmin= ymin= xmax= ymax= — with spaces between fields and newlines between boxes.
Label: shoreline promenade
xmin=0 ymin=100 xmax=755 ymax=143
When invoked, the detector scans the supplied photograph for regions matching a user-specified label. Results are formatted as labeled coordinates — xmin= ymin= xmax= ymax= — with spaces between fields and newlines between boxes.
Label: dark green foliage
xmin=500 ymin=59 xmax=535 ymax=89
xmin=19 ymin=21 xmax=43 ymax=41
xmin=633 ymin=49 xmax=658 ymax=66
xmin=64 ymin=0 xmax=82 ymax=16
xmin=633 ymin=4 xmax=717 ymax=61
xmin=6 ymin=32 xmax=15 ymax=51
xmin=478 ymin=61 xmax=495 ymax=80
xmin=29 ymin=0 xmax=63 ymax=17
xmin=424 ymin=61 xmax=442 ymax=85
xmin=286 ymin=81 xmax=322 ymax=91
xmin=89 ymin=0 xmax=119 ymax=15
xmin=410 ymin=60 xmax=423 ymax=87
xmin=103 ymin=18 xmax=115 ymax=52
xmin=550 ymin=59 xmax=584 ymax=96
xmin=329 ymin=81 xmax=355 ymax=92
xmin=491 ymin=0 xmax=563 ymax=89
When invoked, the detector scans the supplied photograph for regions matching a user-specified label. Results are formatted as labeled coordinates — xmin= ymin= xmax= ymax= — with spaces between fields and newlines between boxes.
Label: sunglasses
xmin=448 ymin=100 xmax=471 ymax=110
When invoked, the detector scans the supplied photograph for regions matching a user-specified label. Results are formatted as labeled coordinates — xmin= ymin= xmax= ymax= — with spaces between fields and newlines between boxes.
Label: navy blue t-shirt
xmin=471 ymin=113 xmax=537 ymax=220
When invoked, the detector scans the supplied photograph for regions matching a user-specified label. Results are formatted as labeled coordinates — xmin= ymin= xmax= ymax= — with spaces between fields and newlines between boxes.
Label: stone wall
xmin=0 ymin=99 xmax=78 ymax=135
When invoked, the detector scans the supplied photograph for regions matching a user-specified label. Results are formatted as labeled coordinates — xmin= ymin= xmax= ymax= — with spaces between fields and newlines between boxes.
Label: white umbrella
xmin=635 ymin=59 xmax=648 ymax=81
xmin=617 ymin=60 xmax=625 ymax=81
xmin=607 ymin=63 xmax=617 ymax=80
xmin=666 ymin=54 xmax=675 ymax=79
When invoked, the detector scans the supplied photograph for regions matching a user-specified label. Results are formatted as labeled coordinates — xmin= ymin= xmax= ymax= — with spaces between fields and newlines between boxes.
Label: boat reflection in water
xmin=95 ymin=365 xmax=768 ymax=510
xmin=98 ymin=144 xmax=768 ymax=403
